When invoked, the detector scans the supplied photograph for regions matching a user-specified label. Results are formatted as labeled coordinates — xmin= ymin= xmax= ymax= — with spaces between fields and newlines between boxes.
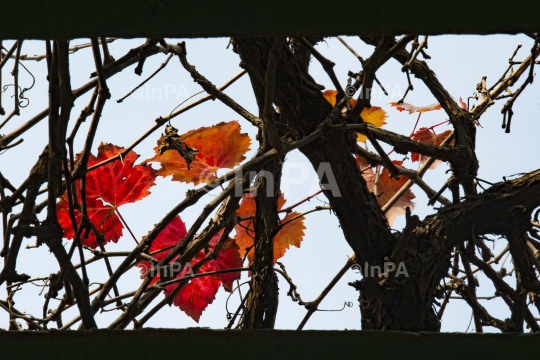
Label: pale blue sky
xmin=1 ymin=34 xmax=539 ymax=331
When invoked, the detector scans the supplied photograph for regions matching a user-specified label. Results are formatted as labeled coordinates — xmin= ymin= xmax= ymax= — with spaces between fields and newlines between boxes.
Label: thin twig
xmin=171 ymin=41 xmax=262 ymax=128
xmin=0 ymin=40 xmax=23 ymax=130
xmin=297 ymin=255 xmax=356 ymax=330
xmin=382 ymin=131 xmax=455 ymax=213
xmin=117 ymin=54 xmax=173 ymax=103
xmin=299 ymin=37 xmax=344 ymax=97
xmin=336 ymin=36 xmax=387 ymax=95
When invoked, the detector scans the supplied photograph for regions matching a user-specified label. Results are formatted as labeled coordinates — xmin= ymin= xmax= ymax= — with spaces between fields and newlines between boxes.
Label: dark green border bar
xmin=1 ymin=0 xmax=540 ymax=40
xmin=0 ymin=329 xmax=538 ymax=359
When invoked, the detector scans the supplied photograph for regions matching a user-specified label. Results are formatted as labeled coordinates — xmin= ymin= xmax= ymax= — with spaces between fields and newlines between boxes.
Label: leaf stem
xmin=410 ymin=112 xmax=422 ymax=136
xmin=115 ymin=209 xmax=138 ymax=244
xmin=278 ymin=190 xmax=322 ymax=213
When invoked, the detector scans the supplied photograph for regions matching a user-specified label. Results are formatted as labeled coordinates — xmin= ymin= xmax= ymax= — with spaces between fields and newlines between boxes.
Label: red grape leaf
xmin=211 ymin=238 xmax=244 ymax=292
xmin=411 ymin=128 xmax=454 ymax=169
xmin=136 ymin=215 xmax=187 ymax=281
xmin=389 ymin=102 xmax=442 ymax=114
xmin=86 ymin=143 xmax=157 ymax=208
xmin=136 ymin=215 xmax=242 ymax=322
xmin=147 ymin=121 xmax=251 ymax=185
xmin=170 ymin=234 xmax=242 ymax=322
xmin=57 ymin=193 xmax=123 ymax=248
xmin=356 ymin=156 xmax=415 ymax=226
xmin=171 ymin=265 xmax=221 ymax=323
xmin=57 ymin=143 xmax=156 ymax=248
xmin=234 ymin=192 xmax=306 ymax=265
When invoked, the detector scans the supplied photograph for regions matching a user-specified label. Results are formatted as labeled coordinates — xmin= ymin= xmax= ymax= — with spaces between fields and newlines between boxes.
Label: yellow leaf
xmin=322 ymin=90 xmax=339 ymax=107
xmin=357 ymin=106 xmax=388 ymax=142
xmin=322 ymin=90 xmax=388 ymax=143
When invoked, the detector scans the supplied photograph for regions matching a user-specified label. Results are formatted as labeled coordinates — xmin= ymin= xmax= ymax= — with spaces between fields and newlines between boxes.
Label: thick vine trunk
xmin=238 ymin=47 xmax=284 ymax=328
xmin=233 ymin=37 xmax=441 ymax=331
xmin=240 ymin=158 xmax=282 ymax=329
xmin=233 ymin=36 xmax=540 ymax=332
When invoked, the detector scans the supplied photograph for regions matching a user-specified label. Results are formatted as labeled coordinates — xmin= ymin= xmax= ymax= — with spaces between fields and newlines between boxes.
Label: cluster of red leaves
xmin=389 ymin=102 xmax=442 ymax=114
xmin=136 ymin=216 xmax=242 ymax=322
xmin=57 ymin=143 xmax=157 ymax=248
xmin=356 ymin=156 xmax=415 ymax=226
xmin=235 ymin=192 xmax=306 ymax=265
xmin=147 ymin=121 xmax=251 ymax=185
xmin=387 ymin=101 xmax=456 ymax=169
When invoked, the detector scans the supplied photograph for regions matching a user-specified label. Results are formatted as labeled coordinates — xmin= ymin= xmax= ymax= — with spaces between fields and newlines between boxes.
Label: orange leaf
xmin=357 ymin=106 xmax=387 ymax=142
xmin=275 ymin=212 xmax=306 ymax=261
xmin=356 ymin=156 xmax=415 ymax=226
xmin=147 ymin=121 xmax=251 ymax=185
xmin=323 ymin=90 xmax=338 ymax=106
xmin=323 ymin=90 xmax=387 ymax=142
xmin=389 ymin=102 xmax=442 ymax=114
xmin=323 ymin=89 xmax=358 ymax=108
xmin=411 ymin=128 xmax=454 ymax=169
xmin=234 ymin=192 xmax=305 ymax=265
